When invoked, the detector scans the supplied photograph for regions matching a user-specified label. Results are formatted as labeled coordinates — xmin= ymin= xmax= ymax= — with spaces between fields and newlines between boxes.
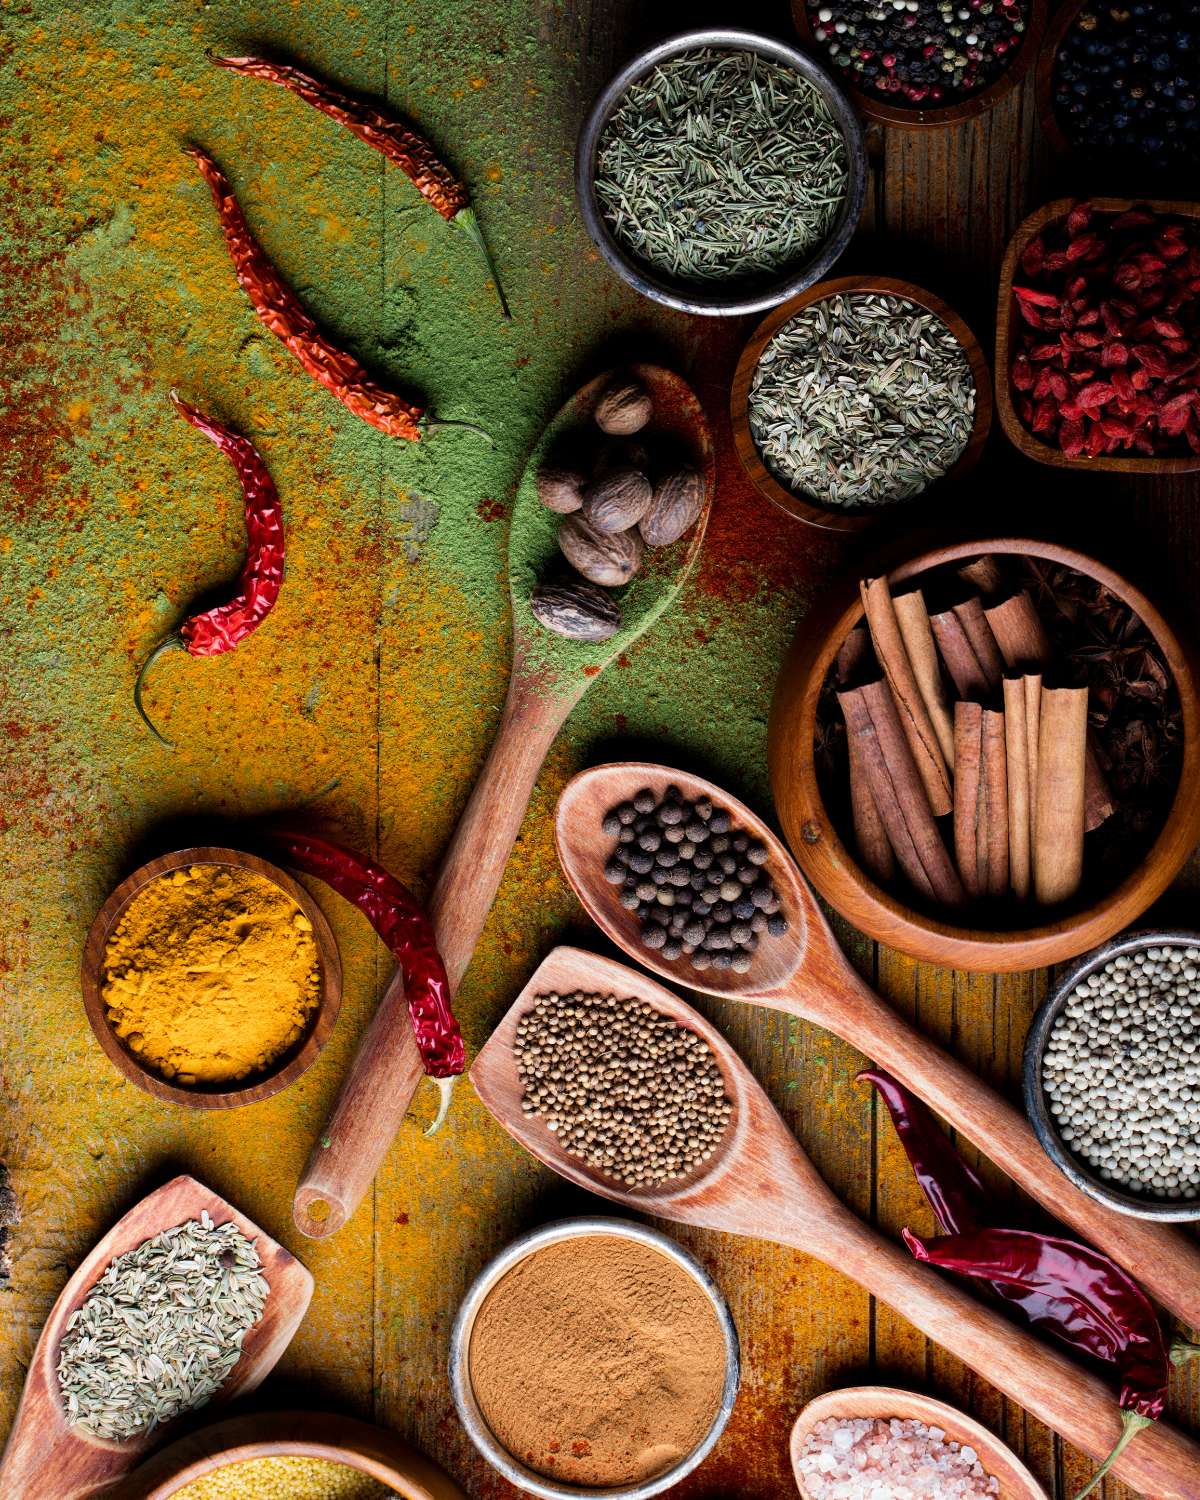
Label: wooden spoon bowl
xmin=730 ymin=275 xmax=992 ymax=532
xmin=0 ymin=1175 xmax=313 ymax=1500
xmin=791 ymin=1387 xmax=1048 ymax=1500
xmin=470 ymin=946 xmax=1200 ymax=1499
xmin=82 ymin=847 xmax=342 ymax=1109
xmin=110 ymin=1410 xmax=466 ymax=1499
xmin=554 ymin=760 xmax=1200 ymax=1336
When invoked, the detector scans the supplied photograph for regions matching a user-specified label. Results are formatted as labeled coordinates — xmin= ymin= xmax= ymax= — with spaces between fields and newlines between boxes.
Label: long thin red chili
xmin=134 ymin=391 xmax=284 ymax=747
xmin=209 ymin=54 xmax=510 ymax=321
xmin=862 ymin=1069 xmax=1107 ymax=1350
xmin=904 ymin=1225 xmax=1170 ymax=1497
xmin=185 ymin=146 xmax=490 ymax=442
xmin=273 ymin=831 xmax=463 ymax=1134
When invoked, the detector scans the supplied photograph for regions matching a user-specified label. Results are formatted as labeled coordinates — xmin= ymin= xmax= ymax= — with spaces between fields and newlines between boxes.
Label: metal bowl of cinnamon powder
xmin=450 ymin=1217 xmax=739 ymax=1498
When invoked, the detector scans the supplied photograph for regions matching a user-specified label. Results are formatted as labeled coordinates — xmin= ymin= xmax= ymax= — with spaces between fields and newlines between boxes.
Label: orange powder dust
xmin=468 ymin=1234 xmax=728 ymax=1487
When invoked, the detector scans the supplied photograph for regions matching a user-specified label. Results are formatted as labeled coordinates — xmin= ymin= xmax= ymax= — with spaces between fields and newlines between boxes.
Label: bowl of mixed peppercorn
xmin=793 ymin=0 xmax=1047 ymax=126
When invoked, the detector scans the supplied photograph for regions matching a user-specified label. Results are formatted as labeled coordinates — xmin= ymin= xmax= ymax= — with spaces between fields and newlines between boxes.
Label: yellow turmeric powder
xmin=102 ymin=864 xmax=321 ymax=1086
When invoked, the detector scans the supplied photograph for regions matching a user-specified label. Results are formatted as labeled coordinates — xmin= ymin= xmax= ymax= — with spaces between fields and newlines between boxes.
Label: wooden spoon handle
xmin=784 ymin=959 xmax=1200 ymax=1332
xmin=294 ymin=672 xmax=570 ymax=1238
xmin=784 ymin=1212 xmax=1200 ymax=1499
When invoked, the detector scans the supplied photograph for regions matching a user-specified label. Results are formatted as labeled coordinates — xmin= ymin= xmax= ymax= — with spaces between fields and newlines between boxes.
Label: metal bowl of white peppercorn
xmin=1024 ymin=929 xmax=1200 ymax=1222
xmin=576 ymin=29 xmax=867 ymax=317
xmin=449 ymin=1216 xmax=740 ymax=1499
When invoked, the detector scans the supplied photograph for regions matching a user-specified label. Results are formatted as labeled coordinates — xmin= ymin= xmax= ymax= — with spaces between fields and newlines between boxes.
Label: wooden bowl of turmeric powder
xmin=82 ymin=848 xmax=342 ymax=1109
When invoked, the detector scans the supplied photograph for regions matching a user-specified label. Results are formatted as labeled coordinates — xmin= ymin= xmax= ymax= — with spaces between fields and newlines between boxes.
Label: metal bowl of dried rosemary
xmin=577 ymin=30 xmax=867 ymax=316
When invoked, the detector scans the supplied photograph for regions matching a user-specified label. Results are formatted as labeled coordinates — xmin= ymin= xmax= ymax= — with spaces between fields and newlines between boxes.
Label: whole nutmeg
xmin=640 ymin=466 xmax=705 ymax=548
xmin=536 ymin=462 xmax=585 ymax=514
xmin=594 ymin=376 xmax=653 ymax=436
xmin=531 ymin=577 xmax=621 ymax=641
xmin=559 ymin=514 xmax=645 ymax=587
xmin=582 ymin=468 xmax=652 ymax=534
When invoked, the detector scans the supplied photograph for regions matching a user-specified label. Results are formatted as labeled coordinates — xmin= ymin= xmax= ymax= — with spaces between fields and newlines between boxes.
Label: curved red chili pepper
xmin=185 ymin=146 xmax=491 ymax=442
xmin=209 ymin=54 xmax=510 ymax=321
xmin=273 ymin=831 xmax=463 ymax=1134
xmin=134 ymin=392 xmax=284 ymax=747
xmin=904 ymin=1227 xmax=1169 ymax=1500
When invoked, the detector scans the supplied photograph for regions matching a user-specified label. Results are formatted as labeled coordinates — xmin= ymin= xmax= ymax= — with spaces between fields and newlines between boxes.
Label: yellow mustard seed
xmin=171 ymin=1454 xmax=395 ymax=1499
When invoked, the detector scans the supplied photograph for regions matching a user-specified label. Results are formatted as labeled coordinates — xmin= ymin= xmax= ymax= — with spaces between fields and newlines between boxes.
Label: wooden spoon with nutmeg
xmin=292 ymin=366 xmax=714 ymax=1238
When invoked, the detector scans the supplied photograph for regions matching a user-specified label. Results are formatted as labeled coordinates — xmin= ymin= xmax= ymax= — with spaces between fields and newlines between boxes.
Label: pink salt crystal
xmin=797 ymin=1415 xmax=1002 ymax=1500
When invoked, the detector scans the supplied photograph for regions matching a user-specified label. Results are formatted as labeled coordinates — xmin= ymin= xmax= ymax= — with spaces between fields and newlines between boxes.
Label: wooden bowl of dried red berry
xmin=995 ymin=197 xmax=1200 ymax=472
xmin=768 ymin=538 xmax=1200 ymax=971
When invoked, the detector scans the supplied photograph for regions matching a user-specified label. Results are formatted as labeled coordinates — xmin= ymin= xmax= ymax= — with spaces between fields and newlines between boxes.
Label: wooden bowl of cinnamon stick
xmin=769 ymin=539 xmax=1200 ymax=971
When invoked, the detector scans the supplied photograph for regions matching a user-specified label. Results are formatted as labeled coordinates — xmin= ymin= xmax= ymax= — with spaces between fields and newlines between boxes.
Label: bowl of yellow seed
xmin=119 ymin=1411 xmax=467 ymax=1500
xmin=81 ymin=847 xmax=342 ymax=1109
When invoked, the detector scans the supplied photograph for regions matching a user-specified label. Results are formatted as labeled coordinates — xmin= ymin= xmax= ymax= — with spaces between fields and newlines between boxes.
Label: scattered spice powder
xmin=468 ymin=1233 xmax=727 ymax=1487
xmin=102 ymin=864 xmax=321 ymax=1086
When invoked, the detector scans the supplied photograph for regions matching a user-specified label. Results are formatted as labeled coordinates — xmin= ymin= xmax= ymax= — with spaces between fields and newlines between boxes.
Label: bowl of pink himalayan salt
xmin=790 ymin=1388 xmax=1049 ymax=1500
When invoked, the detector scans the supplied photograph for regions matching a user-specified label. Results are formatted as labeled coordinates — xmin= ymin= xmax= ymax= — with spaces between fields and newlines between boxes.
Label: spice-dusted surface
xmin=1 ymin=5 xmax=1198 ymax=1500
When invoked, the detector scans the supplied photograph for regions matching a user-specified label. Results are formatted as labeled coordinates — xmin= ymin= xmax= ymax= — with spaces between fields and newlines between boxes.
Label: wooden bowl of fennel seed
xmin=576 ymin=29 xmax=866 ymax=317
xmin=731 ymin=274 xmax=993 ymax=532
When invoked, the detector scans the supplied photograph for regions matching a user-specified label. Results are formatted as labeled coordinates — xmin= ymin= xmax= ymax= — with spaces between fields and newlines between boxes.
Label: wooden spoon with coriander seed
xmin=0 ymin=1175 xmax=313 ymax=1500
xmin=291 ymin=366 xmax=713 ymax=1240
xmin=472 ymin=946 xmax=1200 ymax=1499
xmin=554 ymin=763 xmax=1200 ymax=1333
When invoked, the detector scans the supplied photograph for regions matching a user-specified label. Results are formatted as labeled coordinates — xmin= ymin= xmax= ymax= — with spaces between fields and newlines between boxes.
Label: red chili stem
xmin=209 ymin=55 xmax=511 ymax=320
xmin=272 ymin=832 xmax=464 ymax=1133
xmin=133 ymin=634 xmax=185 ymax=748
xmin=186 ymin=146 xmax=489 ymax=443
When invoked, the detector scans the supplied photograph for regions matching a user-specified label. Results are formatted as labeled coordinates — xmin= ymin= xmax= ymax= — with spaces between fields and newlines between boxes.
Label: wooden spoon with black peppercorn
xmin=554 ymin=763 xmax=1200 ymax=1334
xmin=472 ymin=945 xmax=1200 ymax=1500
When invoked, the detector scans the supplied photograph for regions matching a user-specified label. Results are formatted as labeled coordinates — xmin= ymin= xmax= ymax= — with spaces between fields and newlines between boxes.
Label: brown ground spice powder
xmin=468 ymin=1233 xmax=728 ymax=1487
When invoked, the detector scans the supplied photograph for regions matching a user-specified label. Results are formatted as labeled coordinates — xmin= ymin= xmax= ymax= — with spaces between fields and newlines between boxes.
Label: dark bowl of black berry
xmin=793 ymin=0 xmax=1047 ymax=127
xmin=1037 ymin=0 xmax=1200 ymax=178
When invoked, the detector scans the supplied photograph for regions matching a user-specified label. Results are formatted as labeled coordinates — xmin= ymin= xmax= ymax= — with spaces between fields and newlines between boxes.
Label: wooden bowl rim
xmin=116 ymin=1410 xmax=466 ymax=1499
xmin=81 ymin=847 xmax=343 ymax=1109
xmin=731 ymin=274 xmax=993 ymax=533
xmin=1032 ymin=0 xmax=1088 ymax=158
xmin=791 ymin=0 xmax=1047 ymax=129
xmin=791 ymin=1386 xmax=1049 ymax=1499
xmin=768 ymin=536 xmax=1200 ymax=971
xmin=994 ymin=196 xmax=1200 ymax=474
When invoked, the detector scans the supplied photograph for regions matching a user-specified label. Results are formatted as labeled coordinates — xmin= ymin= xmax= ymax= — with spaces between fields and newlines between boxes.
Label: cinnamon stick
xmin=984 ymin=590 xmax=1053 ymax=670
xmin=1003 ymin=677 xmax=1032 ymax=901
xmin=982 ymin=708 xmax=1009 ymax=900
xmin=859 ymin=578 xmax=953 ymax=817
xmin=839 ymin=682 xmax=965 ymax=907
xmin=930 ymin=608 xmax=994 ymax=699
xmin=953 ymin=597 xmax=1005 ymax=690
xmin=847 ymin=732 xmax=895 ymax=883
xmin=1034 ymin=686 xmax=1089 ymax=905
xmin=893 ymin=589 xmax=955 ymax=767
xmin=1024 ymin=672 xmax=1042 ymax=870
xmin=957 ymin=555 xmax=1005 ymax=596
xmin=836 ymin=623 xmax=874 ymax=685
xmin=984 ymin=591 xmax=1113 ymax=832
xmin=953 ymin=702 xmax=984 ymax=900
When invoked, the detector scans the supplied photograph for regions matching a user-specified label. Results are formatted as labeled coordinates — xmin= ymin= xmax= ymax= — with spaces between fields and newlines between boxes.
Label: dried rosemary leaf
xmin=594 ymin=49 xmax=848 ymax=287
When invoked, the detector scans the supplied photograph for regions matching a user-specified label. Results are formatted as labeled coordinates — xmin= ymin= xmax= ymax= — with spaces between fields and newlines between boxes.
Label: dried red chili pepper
xmin=210 ymin=54 xmax=510 ymax=321
xmin=134 ymin=391 xmax=284 ymax=747
xmin=186 ymin=145 xmax=490 ymax=443
xmin=904 ymin=1227 xmax=1170 ymax=1498
xmin=273 ymin=831 xmax=464 ymax=1134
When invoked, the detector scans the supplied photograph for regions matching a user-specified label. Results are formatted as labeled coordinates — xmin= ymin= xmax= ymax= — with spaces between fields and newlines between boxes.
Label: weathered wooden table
xmin=1 ymin=1 xmax=1196 ymax=1496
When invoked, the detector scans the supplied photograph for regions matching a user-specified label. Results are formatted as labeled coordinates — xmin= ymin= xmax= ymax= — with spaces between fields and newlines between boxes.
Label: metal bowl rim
xmin=1023 ymin=927 xmax=1200 ymax=1222
xmin=448 ymin=1215 xmax=741 ymax=1499
xmin=575 ymin=28 xmax=867 ymax=317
